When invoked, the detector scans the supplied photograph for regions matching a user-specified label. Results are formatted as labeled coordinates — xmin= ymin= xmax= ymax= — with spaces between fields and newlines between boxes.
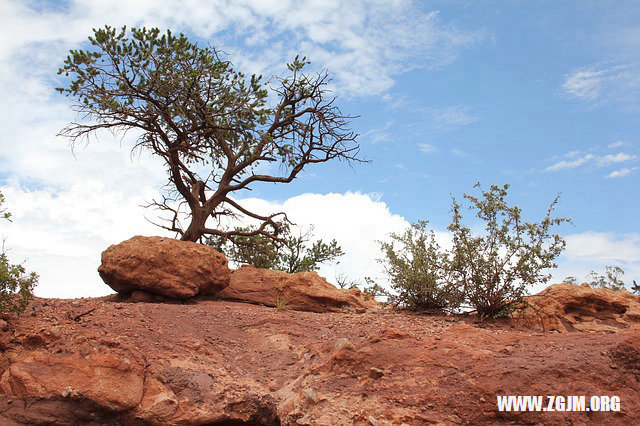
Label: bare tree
xmin=57 ymin=26 xmax=361 ymax=242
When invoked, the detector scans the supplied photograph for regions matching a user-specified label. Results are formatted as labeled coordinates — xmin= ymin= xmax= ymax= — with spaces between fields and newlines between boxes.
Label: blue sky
xmin=1 ymin=0 xmax=639 ymax=297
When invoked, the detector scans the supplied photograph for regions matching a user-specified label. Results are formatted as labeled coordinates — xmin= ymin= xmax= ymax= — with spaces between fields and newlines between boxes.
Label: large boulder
xmin=218 ymin=264 xmax=378 ymax=313
xmin=517 ymin=283 xmax=640 ymax=333
xmin=98 ymin=236 xmax=230 ymax=299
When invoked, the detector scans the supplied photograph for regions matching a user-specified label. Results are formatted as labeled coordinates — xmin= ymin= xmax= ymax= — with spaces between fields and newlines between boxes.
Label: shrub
xmin=0 ymin=191 xmax=37 ymax=314
xmin=448 ymin=183 xmax=570 ymax=318
xmin=208 ymin=224 xmax=343 ymax=273
xmin=379 ymin=221 xmax=463 ymax=311
xmin=0 ymin=252 xmax=37 ymax=314
xmin=587 ymin=266 xmax=626 ymax=291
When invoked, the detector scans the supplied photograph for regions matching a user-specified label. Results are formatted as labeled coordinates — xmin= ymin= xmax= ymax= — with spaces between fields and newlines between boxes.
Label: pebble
xmin=304 ymin=388 xmax=318 ymax=404
xmin=369 ymin=367 xmax=385 ymax=380
xmin=335 ymin=338 xmax=355 ymax=352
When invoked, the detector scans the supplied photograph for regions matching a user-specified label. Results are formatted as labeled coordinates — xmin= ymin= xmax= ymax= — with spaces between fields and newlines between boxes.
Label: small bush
xmin=0 ymin=191 xmax=37 ymax=314
xmin=448 ymin=183 xmax=569 ymax=318
xmin=379 ymin=221 xmax=463 ymax=311
xmin=0 ymin=252 xmax=37 ymax=314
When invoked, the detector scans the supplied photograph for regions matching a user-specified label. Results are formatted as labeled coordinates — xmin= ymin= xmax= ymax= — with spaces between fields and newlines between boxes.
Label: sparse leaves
xmin=587 ymin=266 xmax=626 ymax=291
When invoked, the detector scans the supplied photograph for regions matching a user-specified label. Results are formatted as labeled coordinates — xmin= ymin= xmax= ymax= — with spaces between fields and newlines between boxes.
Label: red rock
xmin=218 ymin=265 xmax=378 ymax=312
xmin=0 ymin=351 xmax=143 ymax=411
xmin=1 ymin=294 xmax=639 ymax=424
xmin=98 ymin=236 xmax=230 ymax=299
xmin=517 ymin=283 xmax=640 ymax=333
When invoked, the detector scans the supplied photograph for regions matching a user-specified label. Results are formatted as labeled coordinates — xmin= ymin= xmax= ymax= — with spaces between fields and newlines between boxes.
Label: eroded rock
xmin=98 ymin=236 xmax=230 ymax=299
xmin=517 ymin=283 xmax=640 ymax=333
xmin=218 ymin=265 xmax=378 ymax=313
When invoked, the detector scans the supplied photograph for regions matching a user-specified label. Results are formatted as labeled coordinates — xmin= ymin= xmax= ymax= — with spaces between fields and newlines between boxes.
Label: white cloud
xmin=418 ymin=143 xmax=437 ymax=154
xmin=428 ymin=105 xmax=479 ymax=129
xmin=562 ymin=63 xmax=640 ymax=107
xmin=543 ymin=154 xmax=594 ymax=172
xmin=543 ymin=151 xmax=636 ymax=173
xmin=605 ymin=167 xmax=637 ymax=179
xmin=608 ymin=140 xmax=631 ymax=148
xmin=596 ymin=152 xmax=636 ymax=166
xmin=0 ymin=181 xmax=166 ymax=298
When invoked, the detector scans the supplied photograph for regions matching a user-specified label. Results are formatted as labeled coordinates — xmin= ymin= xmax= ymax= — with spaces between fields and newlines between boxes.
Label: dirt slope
xmin=0 ymin=296 xmax=638 ymax=425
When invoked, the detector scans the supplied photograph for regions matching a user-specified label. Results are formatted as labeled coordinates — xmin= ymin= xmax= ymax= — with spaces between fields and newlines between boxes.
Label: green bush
xmin=449 ymin=184 xmax=569 ymax=318
xmin=0 ymin=191 xmax=37 ymax=314
xmin=208 ymin=224 xmax=343 ymax=273
xmin=587 ymin=266 xmax=626 ymax=291
xmin=0 ymin=252 xmax=37 ymax=314
xmin=379 ymin=221 xmax=463 ymax=311
xmin=380 ymin=183 xmax=569 ymax=318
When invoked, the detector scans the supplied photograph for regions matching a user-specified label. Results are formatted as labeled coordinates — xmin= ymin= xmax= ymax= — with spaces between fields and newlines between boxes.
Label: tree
xmin=632 ymin=280 xmax=640 ymax=296
xmin=208 ymin=224 xmax=343 ymax=273
xmin=448 ymin=183 xmax=570 ymax=317
xmin=587 ymin=266 xmax=626 ymax=291
xmin=0 ymin=192 xmax=37 ymax=314
xmin=379 ymin=221 xmax=463 ymax=311
xmin=57 ymin=26 xmax=361 ymax=242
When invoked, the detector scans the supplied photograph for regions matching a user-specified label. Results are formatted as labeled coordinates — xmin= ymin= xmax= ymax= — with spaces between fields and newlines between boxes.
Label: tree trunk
xmin=180 ymin=209 xmax=208 ymax=242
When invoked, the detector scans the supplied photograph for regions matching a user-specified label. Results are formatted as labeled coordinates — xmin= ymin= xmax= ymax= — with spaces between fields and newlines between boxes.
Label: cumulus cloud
xmin=237 ymin=192 xmax=410 ymax=286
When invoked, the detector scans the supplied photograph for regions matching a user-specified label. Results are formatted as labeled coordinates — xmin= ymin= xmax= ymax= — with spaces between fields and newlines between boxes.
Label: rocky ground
xmin=0 ymin=288 xmax=639 ymax=425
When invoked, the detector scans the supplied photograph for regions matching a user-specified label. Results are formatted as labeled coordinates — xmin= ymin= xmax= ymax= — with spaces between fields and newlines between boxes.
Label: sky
xmin=0 ymin=0 xmax=639 ymax=298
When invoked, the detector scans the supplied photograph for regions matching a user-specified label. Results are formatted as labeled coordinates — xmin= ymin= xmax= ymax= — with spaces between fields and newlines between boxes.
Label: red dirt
xmin=0 ymin=295 xmax=638 ymax=425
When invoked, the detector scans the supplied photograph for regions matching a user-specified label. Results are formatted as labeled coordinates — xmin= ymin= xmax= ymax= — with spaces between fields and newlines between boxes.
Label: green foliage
xmin=562 ymin=276 xmax=578 ymax=285
xmin=0 ymin=192 xmax=37 ymax=314
xmin=379 ymin=221 xmax=463 ymax=311
xmin=208 ymin=225 xmax=343 ymax=273
xmin=587 ymin=266 xmax=626 ymax=291
xmin=379 ymin=184 xmax=570 ymax=318
xmin=632 ymin=280 xmax=640 ymax=296
xmin=0 ymin=253 xmax=37 ymax=314
xmin=448 ymin=183 xmax=569 ymax=318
